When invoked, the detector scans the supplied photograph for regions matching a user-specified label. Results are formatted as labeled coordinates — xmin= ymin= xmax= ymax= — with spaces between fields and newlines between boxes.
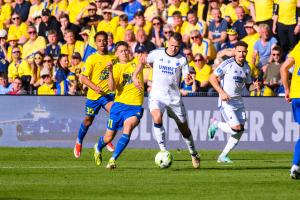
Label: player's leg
xmin=168 ymin=104 xmax=200 ymax=169
xmin=217 ymin=107 xmax=246 ymax=163
xmin=150 ymin=100 xmax=167 ymax=151
xmin=107 ymin=106 xmax=143 ymax=169
xmin=103 ymin=99 xmax=115 ymax=152
xmin=290 ymin=98 xmax=300 ymax=179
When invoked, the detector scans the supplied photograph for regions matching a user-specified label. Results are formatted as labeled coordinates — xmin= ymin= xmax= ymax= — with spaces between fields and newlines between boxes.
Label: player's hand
xmin=294 ymin=25 xmax=300 ymax=35
xmin=94 ymin=86 xmax=103 ymax=94
xmin=132 ymin=76 xmax=143 ymax=91
xmin=285 ymin=90 xmax=291 ymax=103
xmin=106 ymin=62 xmax=113 ymax=71
xmin=138 ymin=53 xmax=147 ymax=65
xmin=220 ymin=91 xmax=230 ymax=102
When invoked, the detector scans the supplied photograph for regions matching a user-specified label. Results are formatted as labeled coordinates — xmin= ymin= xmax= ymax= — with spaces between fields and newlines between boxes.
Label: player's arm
xmin=209 ymin=73 xmax=230 ymax=101
xmin=107 ymin=62 xmax=116 ymax=92
xmin=280 ymin=57 xmax=295 ymax=103
xmin=249 ymin=1 xmax=256 ymax=22
xmin=272 ymin=3 xmax=279 ymax=34
xmin=132 ymin=54 xmax=146 ymax=91
xmin=79 ymin=75 xmax=103 ymax=94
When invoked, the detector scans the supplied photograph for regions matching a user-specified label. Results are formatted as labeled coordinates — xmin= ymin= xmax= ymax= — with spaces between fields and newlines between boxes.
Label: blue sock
xmin=293 ymin=139 xmax=300 ymax=166
xmin=112 ymin=134 xmax=130 ymax=160
xmin=77 ymin=123 xmax=89 ymax=144
xmin=97 ymin=136 xmax=107 ymax=152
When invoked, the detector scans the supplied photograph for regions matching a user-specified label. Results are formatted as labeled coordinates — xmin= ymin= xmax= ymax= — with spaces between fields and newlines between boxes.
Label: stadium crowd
xmin=0 ymin=0 xmax=299 ymax=96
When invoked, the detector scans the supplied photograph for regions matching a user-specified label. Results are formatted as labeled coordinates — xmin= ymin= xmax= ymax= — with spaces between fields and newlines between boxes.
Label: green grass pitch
xmin=0 ymin=147 xmax=299 ymax=200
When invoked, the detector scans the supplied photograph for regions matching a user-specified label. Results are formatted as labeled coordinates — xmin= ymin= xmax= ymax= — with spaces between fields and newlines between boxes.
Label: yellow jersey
xmin=191 ymin=38 xmax=216 ymax=61
xmin=167 ymin=1 xmax=189 ymax=17
xmin=37 ymin=83 xmax=56 ymax=95
xmin=81 ymin=52 xmax=115 ymax=100
xmin=113 ymin=58 xmax=144 ymax=106
xmin=22 ymin=36 xmax=46 ymax=59
xmin=181 ymin=20 xmax=207 ymax=37
xmin=194 ymin=64 xmax=212 ymax=83
xmin=8 ymin=23 xmax=29 ymax=40
xmin=289 ymin=42 xmax=300 ymax=98
xmin=275 ymin=0 xmax=297 ymax=25
xmin=50 ymin=0 xmax=67 ymax=16
xmin=60 ymin=41 xmax=84 ymax=62
xmin=242 ymin=33 xmax=260 ymax=77
xmin=251 ymin=0 xmax=274 ymax=22
xmin=133 ymin=21 xmax=152 ymax=36
xmin=96 ymin=16 xmax=119 ymax=35
xmin=250 ymin=86 xmax=274 ymax=96
xmin=8 ymin=60 xmax=32 ymax=80
xmin=67 ymin=0 xmax=89 ymax=23
xmin=114 ymin=24 xmax=133 ymax=43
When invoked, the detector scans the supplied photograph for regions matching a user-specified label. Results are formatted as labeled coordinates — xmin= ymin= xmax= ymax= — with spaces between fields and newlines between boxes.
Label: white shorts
xmin=149 ymin=99 xmax=187 ymax=123
xmin=219 ymin=104 xmax=246 ymax=127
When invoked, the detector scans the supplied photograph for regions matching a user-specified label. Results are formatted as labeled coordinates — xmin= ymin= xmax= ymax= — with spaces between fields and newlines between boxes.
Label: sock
xmin=112 ymin=134 xmax=130 ymax=160
xmin=182 ymin=130 xmax=197 ymax=155
xmin=291 ymin=165 xmax=299 ymax=172
xmin=77 ymin=123 xmax=89 ymax=144
xmin=96 ymin=136 xmax=107 ymax=153
xmin=218 ymin=122 xmax=236 ymax=135
xmin=220 ymin=136 xmax=239 ymax=157
xmin=153 ymin=123 xmax=167 ymax=151
xmin=292 ymin=139 xmax=300 ymax=166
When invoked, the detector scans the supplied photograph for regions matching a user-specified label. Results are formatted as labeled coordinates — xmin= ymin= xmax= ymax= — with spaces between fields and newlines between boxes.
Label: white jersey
xmin=147 ymin=48 xmax=189 ymax=103
xmin=214 ymin=57 xmax=252 ymax=107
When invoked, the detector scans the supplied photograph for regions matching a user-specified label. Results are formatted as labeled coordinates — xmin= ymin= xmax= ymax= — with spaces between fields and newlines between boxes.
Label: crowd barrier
xmin=0 ymin=96 xmax=298 ymax=151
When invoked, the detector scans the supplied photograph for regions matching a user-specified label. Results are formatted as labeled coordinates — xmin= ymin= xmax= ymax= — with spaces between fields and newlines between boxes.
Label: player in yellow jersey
xmin=280 ymin=41 xmax=300 ymax=179
xmin=94 ymin=41 xmax=145 ymax=169
xmin=73 ymin=31 xmax=115 ymax=159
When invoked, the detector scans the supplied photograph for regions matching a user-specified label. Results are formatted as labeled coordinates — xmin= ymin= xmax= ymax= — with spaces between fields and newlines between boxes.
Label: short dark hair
xmin=272 ymin=45 xmax=281 ymax=53
xmin=94 ymin=31 xmax=108 ymax=41
xmin=115 ymin=41 xmax=129 ymax=51
xmin=0 ymin=72 xmax=8 ymax=79
xmin=119 ymin=14 xmax=128 ymax=22
xmin=172 ymin=11 xmax=182 ymax=17
xmin=170 ymin=32 xmax=182 ymax=43
xmin=234 ymin=41 xmax=248 ymax=49
xmin=59 ymin=14 xmax=69 ymax=21
xmin=134 ymin=10 xmax=144 ymax=18
xmin=47 ymin=29 xmax=57 ymax=36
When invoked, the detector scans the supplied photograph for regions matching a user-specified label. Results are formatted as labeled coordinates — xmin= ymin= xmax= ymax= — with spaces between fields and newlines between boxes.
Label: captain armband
xmin=273 ymin=4 xmax=279 ymax=15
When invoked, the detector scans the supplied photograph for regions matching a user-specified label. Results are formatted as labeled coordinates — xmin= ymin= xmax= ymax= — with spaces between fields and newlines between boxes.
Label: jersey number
xmin=86 ymin=107 xmax=94 ymax=115
xmin=108 ymin=119 xmax=113 ymax=128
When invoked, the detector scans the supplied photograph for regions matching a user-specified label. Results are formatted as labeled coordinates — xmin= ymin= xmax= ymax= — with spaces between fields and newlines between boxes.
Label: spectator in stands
xmin=69 ymin=52 xmax=83 ymax=79
xmin=114 ymin=14 xmax=133 ymax=42
xmin=208 ymin=8 xmax=228 ymax=51
xmin=193 ymin=53 xmax=212 ymax=91
xmin=45 ymin=30 xmax=61 ymax=61
xmin=162 ymin=24 xmax=174 ymax=47
xmin=37 ymin=67 xmax=56 ymax=95
xmin=67 ymin=80 xmax=78 ymax=95
xmin=0 ymin=73 xmax=12 ymax=94
xmin=183 ymin=47 xmax=195 ymax=66
xmin=96 ymin=8 xmax=124 ymax=34
xmin=249 ymin=77 xmax=274 ymax=96
xmin=107 ymin=32 xmax=115 ymax=53
xmin=60 ymin=29 xmax=84 ymax=62
xmin=144 ymin=0 xmax=167 ymax=22
xmin=6 ymin=35 xmax=21 ymax=63
xmin=27 ymin=0 xmax=45 ymax=24
xmin=124 ymin=29 xmax=137 ymax=53
xmin=38 ymin=9 xmax=63 ymax=43
xmin=171 ymin=11 xmax=187 ymax=34
xmin=180 ymin=67 xmax=200 ymax=96
xmin=263 ymin=46 xmax=282 ymax=92
xmin=8 ymin=46 xmax=31 ymax=84
xmin=181 ymin=9 xmax=207 ymax=44
xmin=232 ymin=6 xmax=251 ymax=40
xmin=8 ymin=12 xmax=28 ymax=44
xmin=55 ymin=54 xmax=70 ymax=84
xmin=0 ymin=29 xmax=8 ymax=59
xmin=167 ymin=0 xmax=189 ymax=22
xmin=0 ymin=57 xmax=8 ymax=75
xmin=50 ymin=0 xmax=67 ymax=20
xmin=13 ymin=0 xmax=31 ymax=22
xmin=43 ymin=55 xmax=54 ymax=76
xmin=65 ymin=0 xmax=89 ymax=24
xmin=150 ymin=16 xmax=165 ymax=48
xmin=8 ymin=77 xmax=27 ymax=95
xmin=22 ymin=26 xmax=46 ymax=60
xmin=272 ymin=0 xmax=300 ymax=57
xmin=133 ymin=10 xmax=152 ymax=36
xmin=59 ymin=14 xmax=81 ymax=41
xmin=32 ymin=13 xmax=42 ymax=32
xmin=30 ymin=52 xmax=44 ymax=89
xmin=76 ymin=2 xmax=103 ymax=28
xmin=249 ymin=0 xmax=274 ymax=30
xmin=112 ymin=0 xmax=143 ymax=22
xmin=191 ymin=29 xmax=215 ymax=62
xmin=252 ymin=24 xmax=277 ymax=72
xmin=216 ymin=29 xmax=238 ymax=60
xmin=241 ymin=19 xmax=260 ymax=78
xmin=0 ymin=0 xmax=12 ymax=28
xmin=134 ymin=28 xmax=156 ymax=54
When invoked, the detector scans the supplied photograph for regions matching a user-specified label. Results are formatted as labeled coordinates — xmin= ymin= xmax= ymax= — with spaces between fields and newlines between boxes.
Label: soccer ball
xmin=155 ymin=151 xmax=173 ymax=168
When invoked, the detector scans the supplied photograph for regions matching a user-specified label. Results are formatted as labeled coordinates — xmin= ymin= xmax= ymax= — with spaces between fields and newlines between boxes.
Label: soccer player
xmin=93 ymin=41 xmax=145 ymax=169
xmin=208 ymin=41 xmax=252 ymax=163
xmin=73 ymin=31 xmax=115 ymax=158
xmin=280 ymin=41 xmax=300 ymax=179
xmin=146 ymin=32 xmax=200 ymax=169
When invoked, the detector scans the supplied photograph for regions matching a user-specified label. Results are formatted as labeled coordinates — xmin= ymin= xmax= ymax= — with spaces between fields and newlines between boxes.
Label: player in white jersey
xmin=146 ymin=32 xmax=200 ymax=168
xmin=208 ymin=41 xmax=252 ymax=163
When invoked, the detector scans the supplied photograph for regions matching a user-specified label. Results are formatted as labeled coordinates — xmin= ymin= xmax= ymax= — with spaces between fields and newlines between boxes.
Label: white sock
xmin=221 ymin=136 xmax=239 ymax=157
xmin=182 ymin=133 xmax=197 ymax=155
xmin=153 ymin=125 xmax=166 ymax=151
xmin=218 ymin=122 xmax=236 ymax=135
xmin=291 ymin=165 xmax=299 ymax=172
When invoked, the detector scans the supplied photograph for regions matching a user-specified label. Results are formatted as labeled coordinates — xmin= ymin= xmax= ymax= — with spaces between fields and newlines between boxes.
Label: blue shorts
xmin=107 ymin=102 xmax=144 ymax=131
xmin=292 ymin=98 xmax=300 ymax=124
xmin=85 ymin=94 xmax=115 ymax=116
